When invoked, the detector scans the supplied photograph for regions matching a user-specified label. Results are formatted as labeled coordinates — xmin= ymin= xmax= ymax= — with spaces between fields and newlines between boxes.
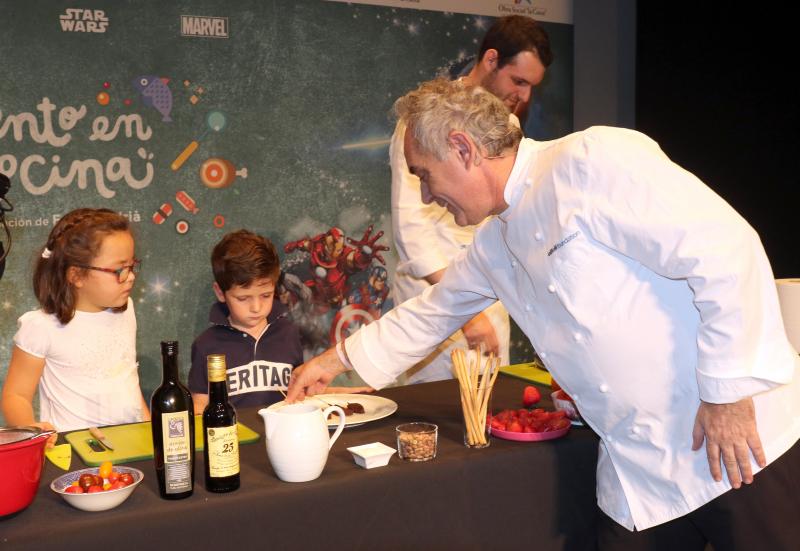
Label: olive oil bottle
xmin=151 ymin=341 xmax=195 ymax=499
xmin=202 ymin=354 xmax=240 ymax=492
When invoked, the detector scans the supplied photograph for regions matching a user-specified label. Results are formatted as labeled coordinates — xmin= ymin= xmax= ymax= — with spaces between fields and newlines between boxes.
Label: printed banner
xmin=325 ymin=0 xmax=573 ymax=23
xmin=0 ymin=0 xmax=573 ymax=414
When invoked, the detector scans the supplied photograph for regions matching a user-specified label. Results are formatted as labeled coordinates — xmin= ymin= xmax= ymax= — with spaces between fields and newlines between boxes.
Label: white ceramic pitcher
xmin=258 ymin=402 xmax=346 ymax=482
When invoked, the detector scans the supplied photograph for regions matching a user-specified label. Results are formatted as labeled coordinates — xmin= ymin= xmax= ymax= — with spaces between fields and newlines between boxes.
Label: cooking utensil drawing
xmin=171 ymin=110 xmax=228 ymax=171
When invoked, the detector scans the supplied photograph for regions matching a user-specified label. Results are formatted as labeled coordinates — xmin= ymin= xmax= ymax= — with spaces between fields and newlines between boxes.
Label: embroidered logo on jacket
xmin=547 ymin=231 xmax=580 ymax=257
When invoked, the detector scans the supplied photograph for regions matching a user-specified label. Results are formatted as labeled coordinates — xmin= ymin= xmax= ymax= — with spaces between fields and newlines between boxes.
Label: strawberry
xmin=507 ymin=420 xmax=524 ymax=433
xmin=523 ymin=385 xmax=541 ymax=407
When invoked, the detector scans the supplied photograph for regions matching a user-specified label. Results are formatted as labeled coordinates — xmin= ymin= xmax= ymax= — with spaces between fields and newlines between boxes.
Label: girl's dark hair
xmin=33 ymin=208 xmax=131 ymax=324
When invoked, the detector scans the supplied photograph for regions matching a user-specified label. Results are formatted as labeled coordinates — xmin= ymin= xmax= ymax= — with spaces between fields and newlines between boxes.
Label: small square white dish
xmin=346 ymin=442 xmax=396 ymax=469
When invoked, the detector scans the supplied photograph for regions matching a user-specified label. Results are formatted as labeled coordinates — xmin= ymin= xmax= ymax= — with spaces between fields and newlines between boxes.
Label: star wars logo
xmin=180 ymin=15 xmax=229 ymax=38
xmin=59 ymin=9 xmax=109 ymax=33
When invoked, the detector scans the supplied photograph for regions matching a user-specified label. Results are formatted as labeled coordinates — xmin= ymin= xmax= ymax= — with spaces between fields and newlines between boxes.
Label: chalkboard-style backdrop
xmin=0 ymin=1 xmax=573 ymax=421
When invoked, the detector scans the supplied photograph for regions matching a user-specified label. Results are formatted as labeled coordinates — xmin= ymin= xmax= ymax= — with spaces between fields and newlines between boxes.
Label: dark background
xmin=636 ymin=4 xmax=799 ymax=278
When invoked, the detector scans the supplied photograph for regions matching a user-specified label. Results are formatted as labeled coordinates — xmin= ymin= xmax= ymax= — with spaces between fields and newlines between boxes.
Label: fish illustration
xmin=133 ymin=75 xmax=173 ymax=122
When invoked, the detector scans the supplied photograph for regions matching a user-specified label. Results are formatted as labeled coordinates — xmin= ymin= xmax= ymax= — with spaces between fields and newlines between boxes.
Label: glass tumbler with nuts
xmin=395 ymin=422 xmax=438 ymax=462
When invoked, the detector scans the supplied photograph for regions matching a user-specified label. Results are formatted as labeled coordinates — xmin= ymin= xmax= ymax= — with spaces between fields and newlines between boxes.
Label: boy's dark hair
xmin=34 ymin=208 xmax=131 ymax=324
xmin=478 ymin=15 xmax=553 ymax=69
xmin=212 ymin=230 xmax=281 ymax=292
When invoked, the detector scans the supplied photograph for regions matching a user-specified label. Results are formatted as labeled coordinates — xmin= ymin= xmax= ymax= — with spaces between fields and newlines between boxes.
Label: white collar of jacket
xmin=499 ymin=138 xmax=539 ymax=222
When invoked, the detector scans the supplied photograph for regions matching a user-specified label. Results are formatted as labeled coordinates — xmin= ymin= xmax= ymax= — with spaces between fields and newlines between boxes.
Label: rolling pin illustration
xmin=171 ymin=110 xmax=228 ymax=171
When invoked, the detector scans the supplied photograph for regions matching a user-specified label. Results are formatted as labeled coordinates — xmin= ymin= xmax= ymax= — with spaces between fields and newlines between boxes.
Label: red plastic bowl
xmin=0 ymin=427 xmax=53 ymax=517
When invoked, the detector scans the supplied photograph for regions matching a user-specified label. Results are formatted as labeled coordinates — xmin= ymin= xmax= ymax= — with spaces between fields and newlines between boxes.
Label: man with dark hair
xmin=474 ymin=14 xmax=553 ymax=114
xmin=391 ymin=16 xmax=552 ymax=384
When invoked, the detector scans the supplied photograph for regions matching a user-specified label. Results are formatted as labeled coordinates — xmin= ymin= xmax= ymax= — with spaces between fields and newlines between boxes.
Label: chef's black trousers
xmin=597 ymin=436 xmax=800 ymax=551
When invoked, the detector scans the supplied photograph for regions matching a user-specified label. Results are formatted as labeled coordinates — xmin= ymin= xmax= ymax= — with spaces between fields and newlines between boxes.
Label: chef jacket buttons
xmin=511 ymin=259 xmax=518 ymax=267
xmin=606 ymin=435 xmax=614 ymax=443
xmin=573 ymin=332 xmax=583 ymax=342
xmin=539 ymin=351 xmax=547 ymax=359
xmin=599 ymin=383 xmax=609 ymax=393
xmin=547 ymin=284 xmax=556 ymax=293
xmin=631 ymin=426 xmax=641 ymax=435
xmin=535 ymin=231 xmax=543 ymax=241
xmin=525 ymin=304 xmax=533 ymax=312
xmin=525 ymin=177 xmax=533 ymax=187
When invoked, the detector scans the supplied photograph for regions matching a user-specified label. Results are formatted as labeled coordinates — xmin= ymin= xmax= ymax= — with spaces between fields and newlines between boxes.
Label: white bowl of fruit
xmin=50 ymin=462 xmax=143 ymax=512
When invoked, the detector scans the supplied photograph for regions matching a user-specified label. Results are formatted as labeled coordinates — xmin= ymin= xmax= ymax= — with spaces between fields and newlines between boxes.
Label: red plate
xmin=490 ymin=423 xmax=571 ymax=442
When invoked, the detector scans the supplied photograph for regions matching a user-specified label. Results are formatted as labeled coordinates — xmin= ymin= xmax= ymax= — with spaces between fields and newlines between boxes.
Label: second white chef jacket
xmin=390 ymin=119 xmax=510 ymax=382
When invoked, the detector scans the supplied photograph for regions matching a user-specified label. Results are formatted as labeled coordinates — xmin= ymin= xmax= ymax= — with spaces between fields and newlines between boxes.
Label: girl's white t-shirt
xmin=13 ymin=298 xmax=145 ymax=432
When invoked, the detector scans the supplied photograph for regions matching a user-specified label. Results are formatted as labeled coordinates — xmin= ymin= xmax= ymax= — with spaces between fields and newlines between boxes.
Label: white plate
xmin=266 ymin=394 xmax=398 ymax=428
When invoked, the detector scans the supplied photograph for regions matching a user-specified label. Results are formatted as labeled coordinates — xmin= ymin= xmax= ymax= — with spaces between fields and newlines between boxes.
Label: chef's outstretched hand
xmin=462 ymin=311 xmax=499 ymax=357
xmin=692 ymin=397 xmax=766 ymax=489
xmin=286 ymin=347 xmax=348 ymax=403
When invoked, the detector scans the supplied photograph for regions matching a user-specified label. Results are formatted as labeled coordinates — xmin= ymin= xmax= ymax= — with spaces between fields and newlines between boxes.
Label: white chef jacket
xmin=348 ymin=128 xmax=800 ymax=530
xmin=390 ymin=119 xmax=510 ymax=383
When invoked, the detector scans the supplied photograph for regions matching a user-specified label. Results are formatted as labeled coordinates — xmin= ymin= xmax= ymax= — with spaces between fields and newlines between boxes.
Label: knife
xmin=88 ymin=426 xmax=115 ymax=451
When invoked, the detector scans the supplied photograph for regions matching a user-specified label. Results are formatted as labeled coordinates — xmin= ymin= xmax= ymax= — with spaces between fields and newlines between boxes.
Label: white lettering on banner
xmin=0 ymin=98 xmax=84 ymax=147
xmin=3 ymin=212 xmax=138 ymax=228
xmin=497 ymin=3 xmax=548 ymax=17
xmin=13 ymin=148 xmax=154 ymax=199
xmin=180 ymin=16 xmax=229 ymax=38
xmin=90 ymin=115 xmax=153 ymax=142
xmin=59 ymin=8 xmax=109 ymax=33
xmin=225 ymin=361 xmax=293 ymax=396
xmin=0 ymin=98 xmax=156 ymax=198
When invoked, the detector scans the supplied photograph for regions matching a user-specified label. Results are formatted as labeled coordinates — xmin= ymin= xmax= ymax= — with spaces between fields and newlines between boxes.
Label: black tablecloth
xmin=1 ymin=376 xmax=600 ymax=550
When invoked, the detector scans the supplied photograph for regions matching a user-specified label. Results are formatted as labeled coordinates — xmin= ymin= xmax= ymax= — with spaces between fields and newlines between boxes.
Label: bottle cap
xmin=161 ymin=341 xmax=179 ymax=355
xmin=207 ymin=354 xmax=227 ymax=382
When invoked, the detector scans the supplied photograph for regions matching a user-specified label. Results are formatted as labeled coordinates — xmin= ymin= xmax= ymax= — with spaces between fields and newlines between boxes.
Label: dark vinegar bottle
xmin=151 ymin=341 xmax=195 ymax=499
xmin=202 ymin=354 xmax=240 ymax=492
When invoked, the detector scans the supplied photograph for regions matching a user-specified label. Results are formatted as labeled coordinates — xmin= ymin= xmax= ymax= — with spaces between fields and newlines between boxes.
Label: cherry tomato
xmin=110 ymin=480 xmax=127 ymax=490
xmin=65 ymin=485 xmax=84 ymax=494
xmin=107 ymin=470 xmax=120 ymax=483
xmin=93 ymin=474 xmax=104 ymax=487
xmin=103 ymin=483 xmax=112 ymax=491
xmin=118 ymin=473 xmax=134 ymax=486
xmin=87 ymin=485 xmax=104 ymax=493
xmin=98 ymin=461 xmax=113 ymax=479
xmin=78 ymin=473 xmax=96 ymax=491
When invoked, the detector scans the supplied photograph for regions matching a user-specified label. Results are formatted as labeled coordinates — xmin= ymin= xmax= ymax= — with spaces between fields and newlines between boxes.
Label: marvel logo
xmin=180 ymin=15 xmax=229 ymax=38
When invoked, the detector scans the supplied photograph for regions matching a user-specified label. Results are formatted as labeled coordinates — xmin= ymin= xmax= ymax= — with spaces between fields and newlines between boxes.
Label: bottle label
xmin=161 ymin=411 xmax=192 ymax=493
xmin=206 ymin=425 xmax=240 ymax=477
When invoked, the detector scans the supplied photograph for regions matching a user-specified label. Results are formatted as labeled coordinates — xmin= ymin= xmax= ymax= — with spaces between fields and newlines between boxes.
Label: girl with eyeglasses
xmin=1 ymin=208 xmax=150 ymax=443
